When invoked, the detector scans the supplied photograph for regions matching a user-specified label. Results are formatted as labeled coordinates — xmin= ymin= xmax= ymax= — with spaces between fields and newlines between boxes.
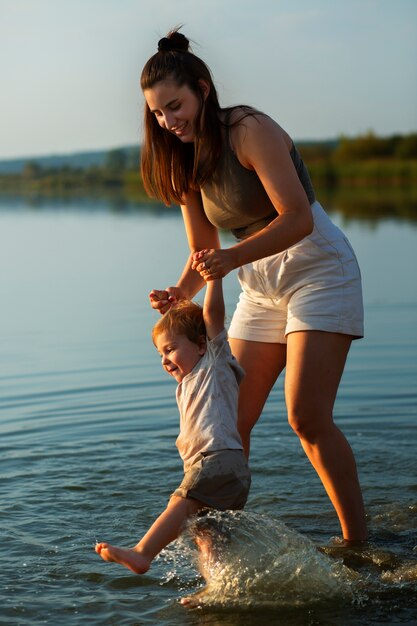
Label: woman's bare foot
xmin=95 ymin=542 xmax=151 ymax=574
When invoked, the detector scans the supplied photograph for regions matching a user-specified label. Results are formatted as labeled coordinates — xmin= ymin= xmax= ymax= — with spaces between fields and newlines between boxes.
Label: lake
xmin=1 ymin=193 xmax=416 ymax=625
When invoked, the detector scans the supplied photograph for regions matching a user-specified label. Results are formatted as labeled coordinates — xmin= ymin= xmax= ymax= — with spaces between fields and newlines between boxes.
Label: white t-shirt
xmin=175 ymin=329 xmax=245 ymax=471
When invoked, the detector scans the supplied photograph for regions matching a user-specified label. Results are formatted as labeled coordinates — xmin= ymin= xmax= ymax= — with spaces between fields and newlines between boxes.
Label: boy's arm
xmin=193 ymin=249 xmax=225 ymax=339
xmin=203 ymin=278 xmax=225 ymax=340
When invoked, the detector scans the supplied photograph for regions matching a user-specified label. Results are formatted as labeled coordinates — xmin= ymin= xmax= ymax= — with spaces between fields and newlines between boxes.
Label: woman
xmin=142 ymin=29 xmax=367 ymax=543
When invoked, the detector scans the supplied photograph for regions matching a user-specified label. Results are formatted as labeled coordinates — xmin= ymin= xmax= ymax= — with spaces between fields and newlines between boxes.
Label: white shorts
xmin=228 ymin=202 xmax=364 ymax=344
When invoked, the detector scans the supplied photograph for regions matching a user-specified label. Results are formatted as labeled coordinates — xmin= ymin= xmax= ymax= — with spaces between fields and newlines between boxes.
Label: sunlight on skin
xmin=95 ymin=542 xmax=151 ymax=575
xmin=95 ymin=496 xmax=204 ymax=579
xmin=96 ymin=530 xmax=216 ymax=608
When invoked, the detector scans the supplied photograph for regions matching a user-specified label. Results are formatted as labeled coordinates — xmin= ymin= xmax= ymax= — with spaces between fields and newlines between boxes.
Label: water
xmin=0 ymin=196 xmax=416 ymax=625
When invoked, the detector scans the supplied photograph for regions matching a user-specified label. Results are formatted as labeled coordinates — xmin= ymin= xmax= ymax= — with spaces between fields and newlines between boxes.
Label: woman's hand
xmin=191 ymin=248 xmax=237 ymax=281
xmin=149 ymin=287 xmax=185 ymax=314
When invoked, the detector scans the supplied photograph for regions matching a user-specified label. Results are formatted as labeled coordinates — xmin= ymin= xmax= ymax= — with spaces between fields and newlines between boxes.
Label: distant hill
xmin=0 ymin=140 xmax=341 ymax=174
xmin=2 ymin=135 xmax=416 ymax=175
xmin=0 ymin=146 xmax=138 ymax=174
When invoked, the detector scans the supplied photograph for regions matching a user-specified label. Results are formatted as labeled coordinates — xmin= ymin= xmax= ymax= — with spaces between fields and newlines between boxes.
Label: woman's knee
xmin=287 ymin=403 xmax=333 ymax=443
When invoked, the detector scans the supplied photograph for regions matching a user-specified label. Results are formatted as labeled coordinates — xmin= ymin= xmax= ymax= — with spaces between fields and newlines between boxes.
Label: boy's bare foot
xmin=95 ymin=542 xmax=151 ymax=575
xmin=180 ymin=589 xmax=208 ymax=607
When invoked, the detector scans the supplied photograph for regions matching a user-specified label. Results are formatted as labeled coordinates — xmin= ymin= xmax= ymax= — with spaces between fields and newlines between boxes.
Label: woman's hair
xmin=140 ymin=28 xmax=224 ymax=205
xmin=152 ymin=300 xmax=206 ymax=345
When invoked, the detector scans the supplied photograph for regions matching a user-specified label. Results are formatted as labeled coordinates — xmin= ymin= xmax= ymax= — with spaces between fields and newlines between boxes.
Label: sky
xmin=0 ymin=0 xmax=416 ymax=160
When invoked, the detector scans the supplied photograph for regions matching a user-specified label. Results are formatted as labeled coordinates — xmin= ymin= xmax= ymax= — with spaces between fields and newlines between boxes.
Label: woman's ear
xmin=198 ymin=79 xmax=210 ymax=101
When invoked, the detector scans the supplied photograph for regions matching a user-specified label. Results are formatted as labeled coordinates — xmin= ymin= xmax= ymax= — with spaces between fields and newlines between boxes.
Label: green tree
xmin=334 ymin=131 xmax=400 ymax=161
xmin=395 ymin=134 xmax=417 ymax=158
xmin=22 ymin=161 xmax=42 ymax=178
xmin=105 ymin=149 xmax=127 ymax=172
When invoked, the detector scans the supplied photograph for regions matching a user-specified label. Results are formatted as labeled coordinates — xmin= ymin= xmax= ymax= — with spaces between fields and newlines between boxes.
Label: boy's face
xmin=155 ymin=330 xmax=206 ymax=383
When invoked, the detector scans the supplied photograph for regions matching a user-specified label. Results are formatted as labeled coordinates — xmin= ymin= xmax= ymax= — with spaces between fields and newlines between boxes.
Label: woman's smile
xmin=144 ymin=79 xmax=204 ymax=143
xmin=171 ymin=121 xmax=189 ymax=137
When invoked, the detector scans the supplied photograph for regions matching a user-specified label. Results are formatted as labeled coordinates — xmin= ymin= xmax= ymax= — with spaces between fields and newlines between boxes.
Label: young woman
xmin=142 ymin=29 xmax=367 ymax=543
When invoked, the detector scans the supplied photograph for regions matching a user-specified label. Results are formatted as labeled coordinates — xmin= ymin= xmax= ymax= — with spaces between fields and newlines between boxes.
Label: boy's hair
xmin=152 ymin=300 xmax=206 ymax=345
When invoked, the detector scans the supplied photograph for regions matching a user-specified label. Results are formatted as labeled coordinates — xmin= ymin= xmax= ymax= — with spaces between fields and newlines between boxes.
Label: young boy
xmin=95 ymin=270 xmax=250 ymax=576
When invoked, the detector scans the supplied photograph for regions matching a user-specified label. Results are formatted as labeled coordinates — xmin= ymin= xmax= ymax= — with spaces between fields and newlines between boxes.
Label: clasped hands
xmin=191 ymin=248 xmax=234 ymax=281
xmin=149 ymin=248 xmax=234 ymax=314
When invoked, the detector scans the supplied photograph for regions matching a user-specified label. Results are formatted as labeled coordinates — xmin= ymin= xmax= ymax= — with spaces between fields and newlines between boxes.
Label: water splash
xmin=380 ymin=560 xmax=417 ymax=584
xmin=173 ymin=510 xmax=355 ymax=608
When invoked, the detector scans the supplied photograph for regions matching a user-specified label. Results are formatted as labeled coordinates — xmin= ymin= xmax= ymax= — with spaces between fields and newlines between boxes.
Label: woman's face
xmin=144 ymin=78 xmax=207 ymax=143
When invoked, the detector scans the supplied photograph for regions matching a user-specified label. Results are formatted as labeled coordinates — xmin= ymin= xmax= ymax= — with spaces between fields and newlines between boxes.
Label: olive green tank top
xmin=200 ymin=112 xmax=316 ymax=239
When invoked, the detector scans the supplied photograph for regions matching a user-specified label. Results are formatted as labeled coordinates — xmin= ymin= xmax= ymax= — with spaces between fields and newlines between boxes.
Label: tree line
xmin=298 ymin=131 xmax=417 ymax=161
xmin=298 ymin=132 xmax=417 ymax=187
xmin=1 ymin=132 xmax=416 ymax=196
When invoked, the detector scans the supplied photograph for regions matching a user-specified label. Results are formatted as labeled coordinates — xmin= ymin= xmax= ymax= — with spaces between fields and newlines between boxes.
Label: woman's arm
xmin=232 ymin=114 xmax=314 ymax=263
xmin=193 ymin=114 xmax=314 ymax=279
xmin=149 ymin=189 xmax=220 ymax=311
xmin=177 ymin=189 xmax=221 ymax=294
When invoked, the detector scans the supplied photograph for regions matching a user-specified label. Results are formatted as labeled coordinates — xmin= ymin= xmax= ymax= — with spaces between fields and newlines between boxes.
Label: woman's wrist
xmin=176 ymin=275 xmax=204 ymax=300
xmin=229 ymin=244 xmax=242 ymax=270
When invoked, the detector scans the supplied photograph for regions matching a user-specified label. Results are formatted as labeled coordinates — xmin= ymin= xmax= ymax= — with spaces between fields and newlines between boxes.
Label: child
xmin=95 ymin=262 xmax=251 ymax=576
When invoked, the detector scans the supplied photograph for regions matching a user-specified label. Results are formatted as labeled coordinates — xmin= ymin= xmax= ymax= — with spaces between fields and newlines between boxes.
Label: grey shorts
xmin=228 ymin=202 xmax=364 ymax=344
xmin=172 ymin=449 xmax=251 ymax=511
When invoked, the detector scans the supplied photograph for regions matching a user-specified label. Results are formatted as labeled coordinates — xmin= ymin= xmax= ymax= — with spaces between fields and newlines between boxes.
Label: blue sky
xmin=0 ymin=0 xmax=416 ymax=159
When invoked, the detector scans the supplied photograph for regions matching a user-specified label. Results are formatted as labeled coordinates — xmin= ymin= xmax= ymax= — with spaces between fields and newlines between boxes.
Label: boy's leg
xmin=96 ymin=496 xmax=203 ymax=574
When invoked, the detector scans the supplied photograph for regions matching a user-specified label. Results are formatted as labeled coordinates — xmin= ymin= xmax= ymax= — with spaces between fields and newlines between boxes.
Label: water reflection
xmin=1 ymin=186 xmax=417 ymax=224
xmin=318 ymin=186 xmax=417 ymax=225
xmin=0 ymin=194 xmax=416 ymax=626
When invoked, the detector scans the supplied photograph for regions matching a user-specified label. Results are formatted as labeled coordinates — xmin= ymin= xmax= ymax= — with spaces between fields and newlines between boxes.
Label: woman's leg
xmin=285 ymin=330 xmax=367 ymax=542
xmin=229 ymin=338 xmax=287 ymax=457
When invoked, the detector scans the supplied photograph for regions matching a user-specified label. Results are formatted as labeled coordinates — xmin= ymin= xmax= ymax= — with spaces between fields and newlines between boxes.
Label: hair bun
xmin=158 ymin=30 xmax=189 ymax=53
